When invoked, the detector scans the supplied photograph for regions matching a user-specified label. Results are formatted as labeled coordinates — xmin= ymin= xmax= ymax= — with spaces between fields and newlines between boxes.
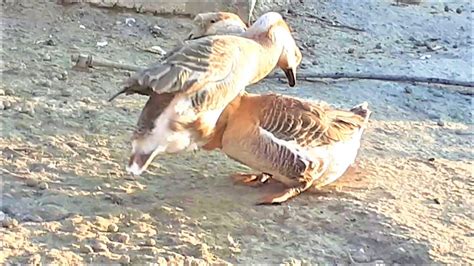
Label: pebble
xmin=2 ymin=217 xmax=19 ymax=228
xmin=0 ymin=211 xmax=5 ymax=222
xmin=2 ymin=100 xmax=12 ymax=110
xmin=107 ymin=223 xmax=119 ymax=233
xmin=38 ymin=182 xmax=49 ymax=190
xmin=59 ymin=71 xmax=68 ymax=80
xmin=25 ymin=178 xmax=39 ymax=187
xmin=80 ymin=243 xmax=94 ymax=254
xmin=0 ymin=89 xmax=5 ymax=96
xmin=42 ymin=53 xmax=51 ymax=61
xmin=5 ymin=88 xmax=14 ymax=96
xmin=114 ymin=233 xmax=130 ymax=244
xmin=347 ymin=47 xmax=355 ymax=54
xmin=45 ymin=39 xmax=56 ymax=46
xmin=119 ymin=255 xmax=131 ymax=264
xmin=144 ymin=238 xmax=156 ymax=246
xmin=61 ymin=90 xmax=72 ymax=97
xmin=375 ymin=43 xmax=382 ymax=49
xmin=19 ymin=102 xmax=35 ymax=116
xmin=456 ymin=7 xmax=462 ymax=14
xmin=39 ymin=79 xmax=52 ymax=88
xmin=437 ymin=119 xmax=445 ymax=127
xmin=91 ymin=240 xmax=109 ymax=252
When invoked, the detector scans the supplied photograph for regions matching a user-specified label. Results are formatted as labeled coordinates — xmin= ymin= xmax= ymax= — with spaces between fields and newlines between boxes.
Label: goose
xmin=202 ymin=93 xmax=372 ymax=205
xmin=108 ymin=12 xmax=302 ymax=176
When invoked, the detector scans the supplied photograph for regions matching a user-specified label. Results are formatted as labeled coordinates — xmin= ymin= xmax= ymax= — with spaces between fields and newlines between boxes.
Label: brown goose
xmin=202 ymin=93 xmax=372 ymax=204
xmin=108 ymin=12 xmax=302 ymax=176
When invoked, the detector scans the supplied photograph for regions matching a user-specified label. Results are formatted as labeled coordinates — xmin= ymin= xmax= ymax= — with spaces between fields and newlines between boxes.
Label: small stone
xmin=433 ymin=198 xmax=441 ymax=204
xmin=444 ymin=5 xmax=450 ymax=12
xmin=2 ymin=217 xmax=19 ymax=228
xmin=59 ymin=71 xmax=68 ymax=80
xmin=452 ymin=44 xmax=458 ymax=49
xmin=42 ymin=54 xmax=51 ymax=61
xmin=39 ymin=79 xmax=52 ymax=88
xmin=144 ymin=238 xmax=156 ymax=246
xmin=115 ymin=233 xmax=130 ymax=244
xmin=19 ymin=102 xmax=35 ymax=116
xmin=437 ymin=119 xmax=445 ymax=127
xmin=26 ymin=178 xmax=39 ymax=187
xmin=375 ymin=43 xmax=382 ymax=49
xmin=0 ymin=89 xmax=5 ymax=96
xmin=45 ymin=39 xmax=56 ymax=46
xmin=0 ymin=211 xmax=5 ymax=222
xmin=455 ymin=7 xmax=462 ymax=14
xmin=404 ymin=87 xmax=413 ymax=94
xmin=311 ymin=60 xmax=318 ymax=65
xmin=38 ymin=182 xmax=49 ymax=190
xmin=80 ymin=243 xmax=94 ymax=254
xmin=3 ymin=100 xmax=12 ymax=110
xmin=91 ymin=240 xmax=109 ymax=252
xmin=347 ymin=47 xmax=355 ymax=54
xmin=107 ymin=223 xmax=119 ymax=233
xmin=119 ymin=255 xmax=131 ymax=264
xmin=4 ymin=88 xmax=14 ymax=96
xmin=61 ymin=90 xmax=72 ymax=97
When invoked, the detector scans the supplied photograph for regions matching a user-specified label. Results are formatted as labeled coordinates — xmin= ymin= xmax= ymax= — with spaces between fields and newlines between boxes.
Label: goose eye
xmin=210 ymin=19 xmax=216 ymax=24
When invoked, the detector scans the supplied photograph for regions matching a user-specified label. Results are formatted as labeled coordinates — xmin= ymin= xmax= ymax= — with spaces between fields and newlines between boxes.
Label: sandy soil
xmin=1 ymin=0 xmax=473 ymax=264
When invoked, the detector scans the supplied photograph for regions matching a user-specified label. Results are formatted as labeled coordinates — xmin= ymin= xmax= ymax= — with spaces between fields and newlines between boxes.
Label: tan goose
xmin=202 ymin=93 xmax=372 ymax=205
xmin=180 ymin=12 xmax=370 ymax=203
xmin=108 ymin=12 xmax=302 ymax=176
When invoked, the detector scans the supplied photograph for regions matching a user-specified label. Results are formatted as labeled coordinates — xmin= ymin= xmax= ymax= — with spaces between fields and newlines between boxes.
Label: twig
xmin=269 ymin=72 xmax=474 ymax=88
xmin=305 ymin=13 xmax=365 ymax=32
xmin=69 ymin=53 xmax=474 ymax=88
xmin=71 ymin=54 xmax=142 ymax=72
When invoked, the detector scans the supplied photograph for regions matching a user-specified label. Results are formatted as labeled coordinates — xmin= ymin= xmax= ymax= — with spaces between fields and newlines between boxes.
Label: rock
xmin=4 ymin=88 xmax=14 ymax=96
xmin=19 ymin=102 xmax=35 ymax=116
xmin=45 ymin=39 xmax=57 ymax=46
xmin=61 ymin=90 xmax=72 ymax=97
xmin=347 ymin=47 xmax=355 ymax=54
xmin=91 ymin=240 xmax=109 ymax=252
xmin=80 ymin=243 xmax=94 ymax=254
xmin=42 ymin=53 xmax=51 ymax=61
xmin=38 ymin=182 xmax=49 ymax=190
xmin=149 ymin=25 xmax=163 ymax=37
xmin=2 ymin=217 xmax=19 ymax=228
xmin=351 ymin=247 xmax=370 ymax=262
xmin=119 ymin=255 xmax=131 ymax=264
xmin=144 ymin=238 xmax=156 ymax=246
xmin=39 ymin=79 xmax=52 ymax=88
xmin=107 ymin=223 xmax=119 ymax=233
xmin=437 ymin=119 xmax=445 ymax=127
xmin=0 ymin=89 xmax=5 ymax=96
xmin=0 ymin=211 xmax=5 ymax=222
xmin=96 ymin=41 xmax=108 ymax=47
xmin=59 ymin=71 xmax=68 ymax=81
xmin=25 ymin=178 xmax=39 ymax=187
xmin=114 ymin=233 xmax=130 ymax=244
xmin=3 ymin=100 xmax=12 ymax=110
xmin=456 ymin=7 xmax=462 ymax=14
xmin=444 ymin=5 xmax=450 ymax=12
xmin=375 ymin=43 xmax=382 ymax=49
xmin=125 ymin=17 xmax=136 ymax=26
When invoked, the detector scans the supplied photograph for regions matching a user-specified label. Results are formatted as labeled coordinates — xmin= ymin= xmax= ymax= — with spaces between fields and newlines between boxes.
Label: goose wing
xmin=259 ymin=94 xmax=367 ymax=147
xmin=108 ymin=36 xmax=245 ymax=104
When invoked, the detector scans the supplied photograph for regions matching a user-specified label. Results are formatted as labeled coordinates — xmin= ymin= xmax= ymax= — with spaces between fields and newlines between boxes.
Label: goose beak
xmin=283 ymin=67 xmax=296 ymax=87
xmin=187 ymin=33 xmax=194 ymax=40
xmin=126 ymin=152 xmax=153 ymax=176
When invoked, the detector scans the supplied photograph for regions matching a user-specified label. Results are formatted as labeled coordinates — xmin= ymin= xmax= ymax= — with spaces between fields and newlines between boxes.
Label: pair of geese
xmin=109 ymin=12 xmax=371 ymax=205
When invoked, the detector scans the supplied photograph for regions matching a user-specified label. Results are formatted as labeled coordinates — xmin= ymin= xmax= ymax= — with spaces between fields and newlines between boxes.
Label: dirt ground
xmin=1 ymin=0 xmax=473 ymax=264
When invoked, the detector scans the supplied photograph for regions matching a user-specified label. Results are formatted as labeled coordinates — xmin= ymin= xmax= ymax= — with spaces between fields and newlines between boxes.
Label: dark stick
xmin=269 ymin=72 xmax=474 ymax=88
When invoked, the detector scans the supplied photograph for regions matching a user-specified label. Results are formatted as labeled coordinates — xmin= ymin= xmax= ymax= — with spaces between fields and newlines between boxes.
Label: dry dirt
xmin=1 ymin=0 xmax=473 ymax=265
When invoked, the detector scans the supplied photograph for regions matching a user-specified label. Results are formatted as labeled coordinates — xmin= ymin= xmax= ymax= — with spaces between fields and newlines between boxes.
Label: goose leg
xmin=231 ymin=172 xmax=272 ymax=187
xmin=256 ymin=179 xmax=314 ymax=205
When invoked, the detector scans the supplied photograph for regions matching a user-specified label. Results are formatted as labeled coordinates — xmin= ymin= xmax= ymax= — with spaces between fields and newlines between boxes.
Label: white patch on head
xmin=126 ymin=161 xmax=143 ymax=176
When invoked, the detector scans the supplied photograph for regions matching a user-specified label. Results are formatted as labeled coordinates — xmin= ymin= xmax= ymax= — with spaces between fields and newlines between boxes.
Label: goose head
xmin=243 ymin=12 xmax=302 ymax=87
xmin=186 ymin=12 xmax=248 ymax=40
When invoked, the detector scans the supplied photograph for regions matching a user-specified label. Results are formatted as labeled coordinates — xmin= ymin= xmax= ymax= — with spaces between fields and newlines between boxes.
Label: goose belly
xmin=309 ymin=128 xmax=365 ymax=187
